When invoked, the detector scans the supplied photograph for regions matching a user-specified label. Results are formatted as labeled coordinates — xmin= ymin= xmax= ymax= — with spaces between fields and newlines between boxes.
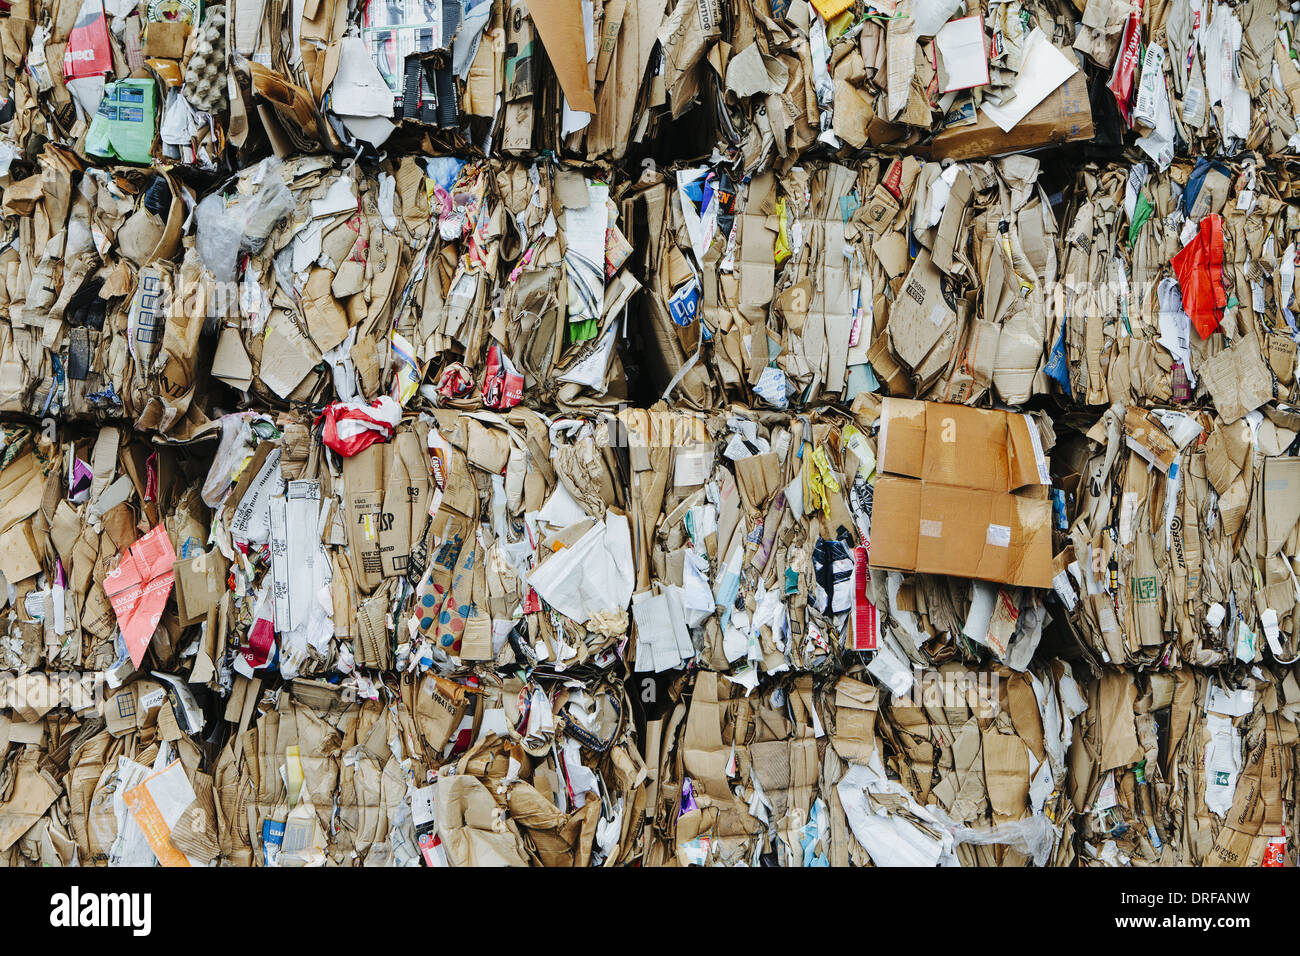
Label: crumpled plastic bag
xmin=1170 ymin=213 xmax=1226 ymax=339
xmin=317 ymin=397 xmax=401 ymax=457
xmin=195 ymin=158 xmax=295 ymax=281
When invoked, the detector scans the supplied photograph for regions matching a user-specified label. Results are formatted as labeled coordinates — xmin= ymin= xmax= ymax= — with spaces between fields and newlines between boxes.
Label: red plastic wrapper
xmin=481 ymin=344 xmax=524 ymax=410
xmin=316 ymin=396 xmax=401 ymax=457
xmin=436 ymin=363 xmax=475 ymax=402
xmin=243 ymin=612 xmax=277 ymax=671
xmin=1170 ymin=213 xmax=1227 ymax=339
xmin=851 ymin=545 xmax=879 ymax=651
xmin=1107 ymin=8 xmax=1142 ymax=127
xmin=1263 ymin=828 xmax=1286 ymax=867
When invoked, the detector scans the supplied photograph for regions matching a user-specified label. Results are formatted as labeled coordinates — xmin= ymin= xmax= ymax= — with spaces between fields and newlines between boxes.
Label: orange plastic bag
xmin=1170 ymin=213 xmax=1227 ymax=339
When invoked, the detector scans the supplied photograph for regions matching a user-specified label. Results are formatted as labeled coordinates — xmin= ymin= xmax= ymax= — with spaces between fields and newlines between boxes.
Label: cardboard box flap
xmin=877 ymin=397 xmax=927 ymax=478
xmin=975 ymin=492 xmax=1053 ymax=589
xmin=922 ymin=402 xmax=1010 ymax=492
xmin=1007 ymin=413 xmax=1051 ymax=490
xmin=869 ymin=476 xmax=921 ymax=573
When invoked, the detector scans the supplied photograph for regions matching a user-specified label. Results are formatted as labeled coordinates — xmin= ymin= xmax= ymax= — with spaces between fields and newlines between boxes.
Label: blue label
xmin=668 ymin=279 xmax=700 ymax=327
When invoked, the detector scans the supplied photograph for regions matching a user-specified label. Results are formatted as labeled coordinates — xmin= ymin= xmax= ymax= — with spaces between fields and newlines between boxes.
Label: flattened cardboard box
xmin=926 ymin=70 xmax=1094 ymax=161
xmin=872 ymin=398 xmax=1052 ymax=588
xmin=173 ymin=549 xmax=231 ymax=626
xmin=872 ymin=476 xmax=1052 ymax=588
